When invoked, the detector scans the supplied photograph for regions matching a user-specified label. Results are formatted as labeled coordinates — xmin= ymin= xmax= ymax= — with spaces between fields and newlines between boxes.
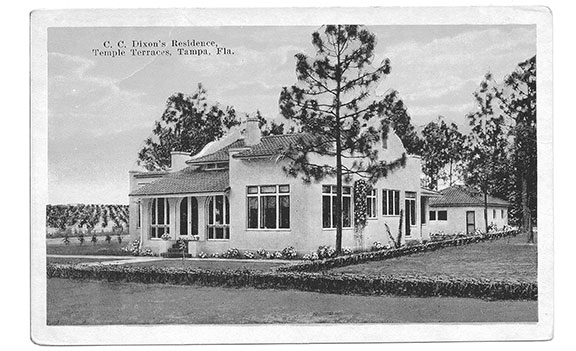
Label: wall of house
xmin=427 ymin=205 xmax=509 ymax=235
xmin=218 ymin=132 xmax=425 ymax=254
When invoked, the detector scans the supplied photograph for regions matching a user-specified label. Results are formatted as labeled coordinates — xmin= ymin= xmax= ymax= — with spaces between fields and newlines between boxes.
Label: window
xmin=179 ymin=197 xmax=198 ymax=236
xmin=207 ymin=195 xmax=230 ymax=239
xmin=150 ymin=198 xmax=169 ymax=238
xmin=438 ymin=210 xmax=448 ymax=221
xmin=429 ymin=210 xmax=436 ymax=221
xmin=382 ymin=189 xmax=400 ymax=216
xmin=501 ymin=209 xmax=505 ymax=218
xmin=367 ymin=188 xmax=377 ymax=219
xmin=322 ymin=185 xmax=352 ymax=229
xmin=204 ymin=162 xmax=229 ymax=170
xmin=246 ymin=185 xmax=290 ymax=229
xmin=493 ymin=209 xmax=497 ymax=218
xmin=137 ymin=201 xmax=141 ymax=228
xmin=405 ymin=192 xmax=417 ymax=227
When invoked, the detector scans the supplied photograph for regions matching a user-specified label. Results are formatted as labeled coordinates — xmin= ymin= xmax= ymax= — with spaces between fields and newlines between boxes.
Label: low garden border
xmin=47 ymin=262 xmax=536 ymax=301
xmin=276 ymin=229 xmax=521 ymax=273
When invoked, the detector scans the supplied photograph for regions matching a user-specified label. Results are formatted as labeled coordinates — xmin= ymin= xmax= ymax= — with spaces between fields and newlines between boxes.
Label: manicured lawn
xmin=46 ymin=241 xmax=128 ymax=256
xmin=121 ymin=258 xmax=285 ymax=271
xmin=330 ymin=233 xmax=537 ymax=281
xmin=47 ymin=257 xmax=130 ymax=265
xmin=47 ymin=278 xmax=537 ymax=325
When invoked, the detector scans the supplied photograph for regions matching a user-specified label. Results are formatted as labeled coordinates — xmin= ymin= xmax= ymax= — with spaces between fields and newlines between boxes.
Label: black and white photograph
xmin=29 ymin=6 xmax=553 ymax=345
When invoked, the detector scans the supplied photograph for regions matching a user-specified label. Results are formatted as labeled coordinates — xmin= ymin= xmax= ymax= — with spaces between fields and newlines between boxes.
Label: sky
xmin=47 ymin=25 xmax=535 ymax=205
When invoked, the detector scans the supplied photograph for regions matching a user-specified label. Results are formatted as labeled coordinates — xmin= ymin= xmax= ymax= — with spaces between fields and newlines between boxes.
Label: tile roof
xmin=187 ymin=133 xmax=324 ymax=164
xmin=130 ymin=168 xmax=229 ymax=196
xmin=187 ymin=139 xmax=246 ymax=164
xmin=233 ymin=133 xmax=324 ymax=159
xmin=430 ymin=185 xmax=510 ymax=207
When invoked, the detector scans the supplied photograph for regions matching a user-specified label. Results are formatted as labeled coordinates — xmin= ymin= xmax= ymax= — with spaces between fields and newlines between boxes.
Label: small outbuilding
xmin=427 ymin=185 xmax=510 ymax=235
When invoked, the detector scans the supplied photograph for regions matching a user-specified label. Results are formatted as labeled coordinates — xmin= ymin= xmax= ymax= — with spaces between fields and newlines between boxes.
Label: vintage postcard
xmin=31 ymin=7 xmax=553 ymax=345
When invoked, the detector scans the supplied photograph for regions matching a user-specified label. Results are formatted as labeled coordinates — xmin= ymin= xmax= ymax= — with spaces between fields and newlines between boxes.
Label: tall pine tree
xmin=279 ymin=25 xmax=406 ymax=253
xmin=464 ymin=73 xmax=510 ymax=234
xmin=497 ymin=56 xmax=537 ymax=242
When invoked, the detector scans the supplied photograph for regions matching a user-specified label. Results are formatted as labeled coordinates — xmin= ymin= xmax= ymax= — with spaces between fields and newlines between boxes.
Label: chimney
xmin=170 ymin=151 xmax=190 ymax=172
xmin=245 ymin=116 xmax=262 ymax=146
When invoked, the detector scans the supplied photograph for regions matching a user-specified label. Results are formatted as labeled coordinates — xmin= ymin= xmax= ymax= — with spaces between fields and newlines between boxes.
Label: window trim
xmin=246 ymin=185 xmax=291 ymax=231
xmin=382 ymin=189 xmax=401 ymax=216
xmin=322 ymin=185 xmax=353 ymax=229
xmin=367 ymin=188 xmax=378 ymax=219
xmin=206 ymin=195 xmax=230 ymax=240
xmin=150 ymin=198 xmax=170 ymax=239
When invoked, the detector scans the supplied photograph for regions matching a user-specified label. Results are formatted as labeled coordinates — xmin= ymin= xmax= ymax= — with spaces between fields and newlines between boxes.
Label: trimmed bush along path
xmin=46 ymin=230 xmax=536 ymax=301
xmin=276 ymin=229 xmax=523 ymax=273
xmin=47 ymin=263 xmax=536 ymax=301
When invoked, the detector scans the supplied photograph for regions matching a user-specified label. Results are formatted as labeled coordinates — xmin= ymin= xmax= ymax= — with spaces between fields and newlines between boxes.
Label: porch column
xmin=168 ymin=197 xmax=179 ymax=239
xmin=140 ymin=198 xmax=151 ymax=243
xmin=197 ymin=196 xmax=207 ymax=241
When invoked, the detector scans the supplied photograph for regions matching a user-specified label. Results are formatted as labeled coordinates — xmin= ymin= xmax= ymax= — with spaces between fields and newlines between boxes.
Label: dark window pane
xmin=224 ymin=227 xmax=229 ymax=239
xmin=429 ymin=211 xmax=436 ymax=220
xmin=382 ymin=190 xmax=388 ymax=215
xmin=247 ymin=186 xmax=258 ymax=194
xmin=260 ymin=196 xmax=277 ymax=229
xmin=158 ymin=227 xmax=165 ymax=236
xmin=208 ymin=227 xmax=214 ymax=239
xmin=248 ymin=197 xmax=258 ymax=228
xmin=322 ymin=195 xmax=331 ymax=228
xmin=279 ymin=195 xmax=290 ymax=228
xmin=410 ymin=200 xmax=416 ymax=226
xmin=216 ymin=227 xmax=223 ymax=239
xmin=438 ymin=211 xmax=447 ymax=221
xmin=343 ymin=187 xmax=351 ymax=195
xmin=388 ymin=191 xmax=394 ymax=215
xmin=367 ymin=196 xmax=373 ymax=218
xmin=225 ymin=196 xmax=230 ymax=224
xmin=279 ymin=185 xmax=290 ymax=193
xmin=151 ymin=199 xmax=156 ymax=224
xmin=322 ymin=185 xmax=331 ymax=194
xmin=157 ymin=198 xmax=165 ymax=224
xmin=180 ymin=198 xmax=188 ymax=236
xmin=166 ymin=199 xmax=170 ymax=224
xmin=343 ymin=196 xmax=351 ymax=227
xmin=208 ymin=198 xmax=214 ymax=225
xmin=215 ymin=196 xmax=223 ymax=224
xmin=191 ymin=198 xmax=198 ymax=235
xmin=332 ymin=195 xmax=337 ymax=228
xmin=394 ymin=191 xmax=400 ymax=215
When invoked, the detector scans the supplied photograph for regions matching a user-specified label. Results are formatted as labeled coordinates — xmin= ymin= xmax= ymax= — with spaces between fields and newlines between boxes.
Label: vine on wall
xmin=353 ymin=180 xmax=371 ymax=231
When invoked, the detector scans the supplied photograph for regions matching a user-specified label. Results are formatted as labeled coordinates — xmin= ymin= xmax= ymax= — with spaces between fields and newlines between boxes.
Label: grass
xmin=330 ymin=233 xmax=537 ymax=281
xmin=46 ymin=241 xmax=128 ymax=256
xmin=119 ymin=259 xmax=285 ymax=271
xmin=47 ymin=278 xmax=537 ymax=325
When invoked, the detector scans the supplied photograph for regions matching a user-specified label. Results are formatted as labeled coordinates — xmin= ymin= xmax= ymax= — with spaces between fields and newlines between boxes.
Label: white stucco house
xmin=427 ymin=185 xmax=510 ymax=235
xmin=128 ymin=117 xmax=436 ymax=256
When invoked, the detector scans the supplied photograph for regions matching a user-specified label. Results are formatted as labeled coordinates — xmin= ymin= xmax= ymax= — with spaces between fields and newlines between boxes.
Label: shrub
xmin=198 ymin=252 xmax=208 ymax=258
xmin=371 ymin=241 xmax=384 ymax=251
xmin=223 ymin=248 xmax=240 ymax=258
xmin=342 ymin=248 xmax=353 ymax=255
xmin=281 ymin=246 xmax=297 ymax=260
xmin=256 ymin=248 xmax=268 ymax=257
xmin=244 ymin=251 xmax=255 ymax=259
xmin=210 ymin=253 xmax=220 ymax=258
xmin=46 ymin=263 xmax=537 ymax=301
xmin=317 ymin=245 xmax=336 ymax=259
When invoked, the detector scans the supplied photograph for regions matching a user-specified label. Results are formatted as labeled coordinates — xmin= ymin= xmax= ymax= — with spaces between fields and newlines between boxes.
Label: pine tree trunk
xmin=334 ymin=25 xmax=343 ymax=254
xmin=397 ymin=209 xmax=403 ymax=247
xmin=522 ymin=177 xmax=535 ymax=243
xmin=484 ymin=191 xmax=489 ymax=234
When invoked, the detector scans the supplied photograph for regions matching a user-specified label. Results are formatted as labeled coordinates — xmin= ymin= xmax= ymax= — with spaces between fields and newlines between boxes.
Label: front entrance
xmin=179 ymin=197 xmax=198 ymax=238
xmin=405 ymin=192 xmax=416 ymax=237
xmin=466 ymin=211 xmax=475 ymax=234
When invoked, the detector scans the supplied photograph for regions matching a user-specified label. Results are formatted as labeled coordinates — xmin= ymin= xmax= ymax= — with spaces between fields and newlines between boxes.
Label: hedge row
xmin=276 ymin=230 xmax=520 ymax=273
xmin=47 ymin=263 xmax=536 ymax=300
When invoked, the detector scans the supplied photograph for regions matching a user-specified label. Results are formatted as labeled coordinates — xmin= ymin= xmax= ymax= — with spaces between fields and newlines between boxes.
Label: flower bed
xmin=46 ymin=263 xmax=536 ymax=301
xmin=276 ymin=229 xmax=520 ymax=273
